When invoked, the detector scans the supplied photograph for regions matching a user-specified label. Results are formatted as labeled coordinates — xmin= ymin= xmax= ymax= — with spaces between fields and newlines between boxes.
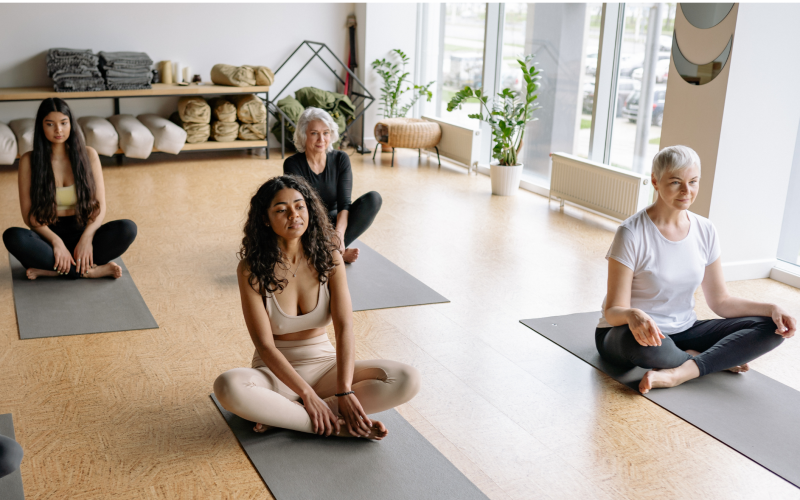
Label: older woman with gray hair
xmin=283 ymin=107 xmax=382 ymax=263
xmin=596 ymin=145 xmax=795 ymax=394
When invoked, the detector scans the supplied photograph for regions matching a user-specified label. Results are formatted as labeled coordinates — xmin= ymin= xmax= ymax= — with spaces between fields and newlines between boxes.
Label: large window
xmin=607 ymin=3 xmax=676 ymax=172
xmin=438 ymin=4 xmax=487 ymax=124
xmin=499 ymin=4 xmax=601 ymax=183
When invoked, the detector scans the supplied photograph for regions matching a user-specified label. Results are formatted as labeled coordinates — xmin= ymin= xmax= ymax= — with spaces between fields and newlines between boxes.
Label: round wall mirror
xmin=680 ymin=3 xmax=735 ymax=29
xmin=672 ymin=34 xmax=732 ymax=85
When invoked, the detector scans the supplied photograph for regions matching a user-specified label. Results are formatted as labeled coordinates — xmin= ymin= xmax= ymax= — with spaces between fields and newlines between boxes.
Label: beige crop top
xmin=252 ymin=281 xmax=333 ymax=368
xmin=56 ymin=184 xmax=77 ymax=211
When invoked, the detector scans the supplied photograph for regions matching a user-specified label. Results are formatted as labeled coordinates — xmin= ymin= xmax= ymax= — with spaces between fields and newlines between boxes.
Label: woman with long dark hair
xmin=214 ymin=175 xmax=419 ymax=439
xmin=2 ymin=98 xmax=137 ymax=280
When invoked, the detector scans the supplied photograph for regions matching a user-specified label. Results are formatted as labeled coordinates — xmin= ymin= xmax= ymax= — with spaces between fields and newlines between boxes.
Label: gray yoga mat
xmin=9 ymin=255 xmax=158 ymax=339
xmin=0 ymin=414 xmax=25 ymax=500
xmin=346 ymin=240 xmax=448 ymax=312
xmin=520 ymin=312 xmax=800 ymax=488
xmin=211 ymin=394 xmax=488 ymax=500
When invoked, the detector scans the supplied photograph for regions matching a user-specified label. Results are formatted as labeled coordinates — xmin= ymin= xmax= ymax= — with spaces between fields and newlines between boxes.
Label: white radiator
xmin=421 ymin=115 xmax=481 ymax=173
xmin=550 ymin=152 xmax=651 ymax=221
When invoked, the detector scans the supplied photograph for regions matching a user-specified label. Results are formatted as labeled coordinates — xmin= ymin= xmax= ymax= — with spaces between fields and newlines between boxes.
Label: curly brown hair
xmin=239 ymin=175 xmax=340 ymax=296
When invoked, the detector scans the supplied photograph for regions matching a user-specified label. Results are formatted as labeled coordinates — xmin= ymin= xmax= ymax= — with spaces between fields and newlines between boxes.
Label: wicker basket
xmin=374 ymin=118 xmax=441 ymax=149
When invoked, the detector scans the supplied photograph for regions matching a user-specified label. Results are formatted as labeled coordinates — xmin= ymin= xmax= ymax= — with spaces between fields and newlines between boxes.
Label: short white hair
xmin=293 ymin=107 xmax=339 ymax=153
xmin=652 ymin=145 xmax=701 ymax=180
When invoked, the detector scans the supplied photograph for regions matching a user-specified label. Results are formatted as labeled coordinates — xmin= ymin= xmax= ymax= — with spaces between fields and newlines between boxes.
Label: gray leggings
xmin=595 ymin=316 xmax=784 ymax=377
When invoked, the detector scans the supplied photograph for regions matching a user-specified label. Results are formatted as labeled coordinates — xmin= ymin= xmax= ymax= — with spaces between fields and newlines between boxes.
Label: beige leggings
xmin=213 ymin=335 xmax=420 ymax=434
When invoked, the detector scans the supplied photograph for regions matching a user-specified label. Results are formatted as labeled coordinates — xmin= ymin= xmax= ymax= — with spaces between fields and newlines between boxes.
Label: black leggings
xmin=3 ymin=216 xmax=137 ymax=279
xmin=329 ymin=191 xmax=382 ymax=248
xmin=596 ymin=317 xmax=784 ymax=377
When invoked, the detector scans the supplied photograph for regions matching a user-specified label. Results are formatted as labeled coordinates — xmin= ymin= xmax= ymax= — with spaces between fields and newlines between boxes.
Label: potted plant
xmin=371 ymin=49 xmax=435 ymax=152
xmin=446 ymin=55 xmax=541 ymax=195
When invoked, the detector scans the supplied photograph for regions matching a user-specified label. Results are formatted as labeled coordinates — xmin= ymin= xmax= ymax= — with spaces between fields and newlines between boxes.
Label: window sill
xmin=770 ymin=261 xmax=800 ymax=290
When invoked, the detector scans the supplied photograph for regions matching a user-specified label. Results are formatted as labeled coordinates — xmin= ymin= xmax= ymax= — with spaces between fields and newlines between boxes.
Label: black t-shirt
xmin=283 ymin=150 xmax=352 ymax=213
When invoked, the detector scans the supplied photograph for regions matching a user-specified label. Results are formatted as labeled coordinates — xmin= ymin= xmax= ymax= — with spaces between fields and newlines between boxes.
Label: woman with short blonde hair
xmin=597 ymin=145 xmax=795 ymax=393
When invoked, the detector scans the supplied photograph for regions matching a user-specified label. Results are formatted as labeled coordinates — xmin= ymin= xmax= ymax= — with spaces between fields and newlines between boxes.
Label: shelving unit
xmin=0 ymin=83 xmax=272 ymax=161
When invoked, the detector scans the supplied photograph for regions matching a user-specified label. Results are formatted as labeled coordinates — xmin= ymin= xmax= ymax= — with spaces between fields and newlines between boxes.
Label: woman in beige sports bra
xmin=2 ymin=98 xmax=137 ymax=280
xmin=214 ymin=175 xmax=420 ymax=439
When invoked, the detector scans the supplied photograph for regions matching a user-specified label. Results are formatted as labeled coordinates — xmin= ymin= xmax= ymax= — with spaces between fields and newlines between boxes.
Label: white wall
xmin=354 ymin=3 xmax=419 ymax=148
xmin=0 ymin=3 xmax=355 ymax=144
xmin=711 ymin=3 xmax=800 ymax=280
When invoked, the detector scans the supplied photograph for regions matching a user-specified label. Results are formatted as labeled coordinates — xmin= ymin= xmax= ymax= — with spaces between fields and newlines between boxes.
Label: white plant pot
xmin=490 ymin=162 xmax=524 ymax=196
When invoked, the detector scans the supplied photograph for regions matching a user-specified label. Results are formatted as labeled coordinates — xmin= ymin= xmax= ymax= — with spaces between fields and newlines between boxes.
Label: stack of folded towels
xmin=99 ymin=51 xmax=153 ymax=91
xmin=46 ymin=48 xmax=104 ymax=92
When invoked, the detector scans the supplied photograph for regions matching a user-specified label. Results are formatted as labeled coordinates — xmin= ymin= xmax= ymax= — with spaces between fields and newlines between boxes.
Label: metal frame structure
xmin=268 ymin=40 xmax=374 ymax=159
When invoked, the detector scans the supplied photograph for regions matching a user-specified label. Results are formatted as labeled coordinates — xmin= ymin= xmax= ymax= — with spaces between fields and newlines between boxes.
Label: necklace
xmin=291 ymin=257 xmax=302 ymax=278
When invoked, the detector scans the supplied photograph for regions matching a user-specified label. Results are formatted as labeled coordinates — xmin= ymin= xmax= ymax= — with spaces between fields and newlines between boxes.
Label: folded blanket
xmin=105 ymin=75 xmax=152 ymax=84
xmin=208 ymin=98 xmax=237 ymax=123
xmin=105 ymin=83 xmax=152 ymax=91
xmin=239 ymin=122 xmax=267 ymax=141
xmin=178 ymin=97 xmax=211 ymax=124
xmin=229 ymin=94 xmax=266 ymax=124
xmin=103 ymin=67 xmax=152 ymax=78
xmin=210 ymin=64 xmax=256 ymax=87
xmin=271 ymin=95 xmax=304 ymax=150
xmin=54 ymin=78 xmax=106 ymax=92
xmin=99 ymin=51 xmax=153 ymax=68
xmin=211 ymin=121 xmax=239 ymax=142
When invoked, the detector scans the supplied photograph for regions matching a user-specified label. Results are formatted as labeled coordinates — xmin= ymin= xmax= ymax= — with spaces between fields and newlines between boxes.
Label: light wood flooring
xmin=1 ymin=148 xmax=798 ymax=499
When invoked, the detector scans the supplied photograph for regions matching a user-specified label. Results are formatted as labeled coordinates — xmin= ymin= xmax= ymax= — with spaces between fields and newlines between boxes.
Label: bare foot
xmin=335 ymin=419 xmax=388 ymax=440
xmin=83 ymin=262 xmax=122 ymax=279
xmin=342 ymin=248 xmax=360 ymax=263
xmin=26 ymin=268 xmax=59 ymax=280
xmin=685 ymin=349 xmax=749 ymax=374
xmin=640 ymin=358 xmax=700 ymax=394
xmin=253 ymin=423 xmax=272 ymax=433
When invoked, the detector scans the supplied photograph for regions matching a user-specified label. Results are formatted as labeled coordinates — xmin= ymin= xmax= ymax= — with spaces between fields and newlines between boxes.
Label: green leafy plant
xmin=447 ymin=55 xmax=541 ymax=166
xmin=371 ymin=49 xmax=435 ymax=119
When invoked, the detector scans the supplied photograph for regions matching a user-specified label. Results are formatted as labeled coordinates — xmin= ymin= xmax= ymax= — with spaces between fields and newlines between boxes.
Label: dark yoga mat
xmin=211 ymin=394 xmax=488 ymax=500
xmin=0 ymin=414 xmax=25 ymax=500
xmin=346 ymin=240 xmax=448 ymax=312
xmin=520 ymin=311 xmax=800 ymax=488
xmin=9 ymin=255 xmax=158 ymax=339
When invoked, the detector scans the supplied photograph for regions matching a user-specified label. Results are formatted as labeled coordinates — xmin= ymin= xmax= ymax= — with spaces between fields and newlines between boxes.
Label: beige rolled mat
xmin=210 ymin=64 xmax=256 ymax=87
xmin=208 ymin=97 xmax=237 ymax=123
xmin=178 ymin=97 xmax=211 ymax=124
xmin=211 ymin=121 xmax=239 ymax=142
xmin=243 ymin=65 xmax=274 ymax=86
xmin=230 ymin=94 xmax=266 ymax=124
xmin=183 ymin=122 xmax=210 ymax=143
xmin=239 ymin=122 xmax=267 ymax=141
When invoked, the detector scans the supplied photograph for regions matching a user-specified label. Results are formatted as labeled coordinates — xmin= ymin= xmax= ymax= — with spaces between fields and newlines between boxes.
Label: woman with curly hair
xmin=214 ymin=175 xmax=419 ymax=439
xmin=2 ymin=98 xmax=137 ymax=280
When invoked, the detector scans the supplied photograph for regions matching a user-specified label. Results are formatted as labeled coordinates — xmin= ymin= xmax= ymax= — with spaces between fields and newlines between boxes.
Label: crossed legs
xmin=214 ymin=359 xmax=420 ymax=436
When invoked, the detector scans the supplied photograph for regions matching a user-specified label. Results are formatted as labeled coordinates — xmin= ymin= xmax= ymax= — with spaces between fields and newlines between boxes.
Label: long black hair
xmin=239 ymin=175 xmax=340 ymax=296
xmin=29 ymin=98 xmax=99 ymax=226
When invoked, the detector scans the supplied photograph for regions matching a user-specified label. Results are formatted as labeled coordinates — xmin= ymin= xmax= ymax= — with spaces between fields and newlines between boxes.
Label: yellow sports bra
xmin=56 ymin=184 xmax=77 ymax=211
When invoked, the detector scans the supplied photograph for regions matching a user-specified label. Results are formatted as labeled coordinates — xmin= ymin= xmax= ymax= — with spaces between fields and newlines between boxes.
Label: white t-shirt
xmin=597 ymin=208 xmax=721 ymax=334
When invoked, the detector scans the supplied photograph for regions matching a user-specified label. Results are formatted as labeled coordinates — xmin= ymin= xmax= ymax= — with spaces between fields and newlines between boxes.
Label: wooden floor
xmin=1 ymin=148 xmax=798 ymax=499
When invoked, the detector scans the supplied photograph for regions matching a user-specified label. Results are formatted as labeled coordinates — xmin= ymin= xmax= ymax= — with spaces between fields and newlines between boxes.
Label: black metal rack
xmin=267 ymin=40 xmax=374 ymax=159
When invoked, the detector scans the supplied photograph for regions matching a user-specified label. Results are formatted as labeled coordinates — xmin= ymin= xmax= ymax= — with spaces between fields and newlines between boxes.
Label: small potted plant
xmin=371 ymin=49 xmax=435 ymax=152
xmin=447 ymin=55 xmax=540 ymax=195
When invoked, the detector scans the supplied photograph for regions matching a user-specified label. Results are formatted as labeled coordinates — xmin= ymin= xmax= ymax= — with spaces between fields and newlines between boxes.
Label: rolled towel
xmin=108 ymin=115 xmax=155 ymax=159
xmin=208 ymin=97 xmax=237 ymax=123
xmin=243 ymin=65 xmax=275 ymax=86
xmin=169 ymin=112 xmax=210 ymax=143
xmin=210 ymin=64 xmax=256 ymax=87
xmin=178 ymin=97 xmax=211 ymax=124
xmin=211 ymin=121 xmax=239 ymax=142
xmin=239 ymin=122 xmax=267 ymax=141
xmin=230 ymin=94 xmax=266 ymax=124
xmin=137 ymin=114 xmax=187 ymax=155
xmin=9 ymin=119 xmax=35 ymax=156
xmin=78 ymin=116 xmax=120 ymax=157
xmin=0 ymin=122 xmax=18 ymax=165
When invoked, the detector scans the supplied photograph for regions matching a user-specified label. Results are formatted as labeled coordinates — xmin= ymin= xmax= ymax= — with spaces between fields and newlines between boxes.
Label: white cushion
xmin=0 ymin=122 xmax=18 ymax=165
xmin=108 ymin=115 xmax=154 ymax=159
xmin=78 ymin=116 xmax=120 ymax=157
xmin=8 ymin=119 xmax=34 ymax=156
xmin=137 ymin=114 xmax=187 ymax=155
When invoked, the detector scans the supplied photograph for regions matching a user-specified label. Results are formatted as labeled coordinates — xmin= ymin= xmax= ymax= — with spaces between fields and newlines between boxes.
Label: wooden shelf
xmin=0 ymin=83 xmax=270 ymax=102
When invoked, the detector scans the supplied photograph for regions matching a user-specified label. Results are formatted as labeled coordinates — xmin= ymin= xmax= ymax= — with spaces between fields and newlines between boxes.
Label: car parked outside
xmin=632 ymin=58 xmax=670 ymax=83
xmin=582 ymin=82 xmax=596 ymax=114
xmin=582 ymin=79 xmax=639 ymax=117
xmin=620 ymin=84 xmax=667 ymax=127
xmin=586 ymin=53 xmax=598 ymax=76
